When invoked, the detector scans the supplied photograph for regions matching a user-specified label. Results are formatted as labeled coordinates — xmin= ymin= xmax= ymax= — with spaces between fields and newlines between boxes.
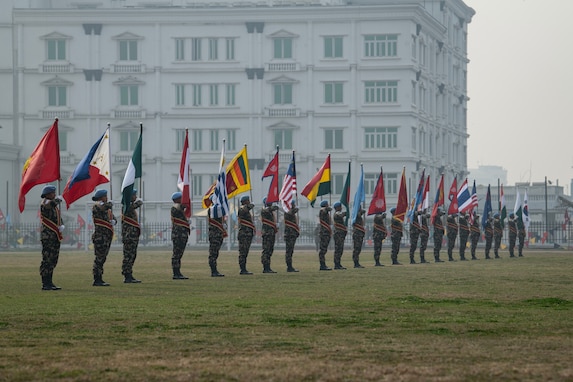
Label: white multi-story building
xmin=0 ymin=0 xmax=474 ymax=224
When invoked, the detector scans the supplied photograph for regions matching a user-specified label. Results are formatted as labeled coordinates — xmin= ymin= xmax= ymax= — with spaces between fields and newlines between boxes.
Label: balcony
xmin=111 ymin=63 xmax=145 ymax=73
xmin=41 ymin=109 xmax=73 ymax=119
xmin=113 ymin=155 xmax=132 ymax=164
xmin=40 ymin=62 xmax=73 ymax=73
xmin=266 ymin=62 xmax=300 ymax=72
xmin=266 ymin=107 xmax=299 ymax=117
xmin=112 ymin=109 xmax=146 ymax=119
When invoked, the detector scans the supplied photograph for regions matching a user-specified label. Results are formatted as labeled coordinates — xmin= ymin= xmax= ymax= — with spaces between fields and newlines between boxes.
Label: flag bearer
xmin=39 ymin=185 xmax=64 ymax=290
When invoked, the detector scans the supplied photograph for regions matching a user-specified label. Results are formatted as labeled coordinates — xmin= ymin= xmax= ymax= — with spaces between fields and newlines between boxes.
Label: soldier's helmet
xmin=390 ymin=207 xmax=396 ymax=214
xmin=333 ymin=201 xmax=342 ymax=209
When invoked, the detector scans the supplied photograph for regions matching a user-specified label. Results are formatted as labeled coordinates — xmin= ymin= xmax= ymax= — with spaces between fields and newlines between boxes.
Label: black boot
xmin=286 ymin=260 xmax=299 ymax=272
xmin=240 ymin=264 xmax=253 ymax=275
xmin=374 ymin=259 xmax=384 ymax=266
xmin=319 ymin=262 xmax=332 ymax=271
xmin=172 ymin=268 xmax=189 ymax=280
xmin=48 ymin=273 xmax=61 ymax=290
xmin=262 ymin=265 xmax=277 ymax=274
xmin=41 ymin=274 xmax=52 ymax=290
xmin=93 ymin=275 xmax=110 ymax=287
xmin=409 ymin=255 xmax=416 ymax=264
xmin=460 ymin=254 xmax=467 ymax=261
xmin=124 ymin=273 xmax=142 ymax=283
xmin=354 ymin=261 xmax=364 ymax=268
xmin=210 ymin=264 xmax=225 ymax=277
xmin=392 ymin=257 xmax=402 ymax=265
xmin=334 ymin=261 xmax=346 ymax=270
xmin=420 ymin=253 xmax=428 ymax=264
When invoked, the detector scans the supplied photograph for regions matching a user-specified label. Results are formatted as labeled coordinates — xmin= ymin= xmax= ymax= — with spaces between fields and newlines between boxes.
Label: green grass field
xmin=0 ymin=247 xmax=572 ymax=381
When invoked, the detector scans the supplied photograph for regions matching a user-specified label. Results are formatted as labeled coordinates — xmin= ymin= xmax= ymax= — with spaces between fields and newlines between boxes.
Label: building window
xmin=209 ymin=84 xmax=219 ymax=106
xmin=175 ymin=84 xmax=185 ymax=106
xmin=226 ymin=38 xmax=235 ymax=60
xmin=325 ymin=129 xmax=343 ymax=150
xmin=324 ymin=82 xmax=343 ymax=104
xmin=120 ymin=85 xmax=138 ymax=106
xmin=225 ymin=84 xmax=236 ymax=106
xmin=208 ymin=38 xmax=218 ymax=60
xmin=384 ymin=173 xmax=398 ymax=195
xmin=273 ymin=83 xmax=293 ymax=105
xmin=364 ymin=173 xmax=377 ymax=195
xmin=120 ymin=130 xmax=140 ymax=151
xmin=58 ymin=131 xmax=67 ymax=152
xmin=364 ymin=81 xmax=398 ymax=103
xmin=324 ymin=36 xmax=343 ymax=58
xmin=193 ymin=84 xmax=202 ymax=106
xmin=175 ymin=39 xmax=185 ymax=61
xmin=274 ymin=129 xmax=293 ymax=150
xmin=176 ymin=129 xmax=187 ymax=152
xmin=119 ymin=40 xmax=138 ymax=61
xmin=210 ymin=130 xmax=219 ymax=151
xmin=192 ymin=175 xmax=203 ymax=197
xmin=364 ymin=34 xmax=398 ymax=57
xmin=226 ymin=130 xmax=236 ymax=151
xmin=332 ymin=174 xmax=345 ymax=195
xmin=364 ymin=127 xmax=397 ymax=149
xmin=273 ymin=38 xmax=292 ymax=59
xmin=192 ymin=38 xmax=202 ymax=61
xmin=47 ymin=39 xmax=66 ymax=61
xmin=192 ymin=130 xmax=202 ymax=151
xmin=411 ymin=127 xmax=417 ymax=151
xmin=48 ymin=86 xmax=67 ymax=106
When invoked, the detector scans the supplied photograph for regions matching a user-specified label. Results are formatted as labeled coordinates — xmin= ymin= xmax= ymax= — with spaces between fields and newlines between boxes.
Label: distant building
xmin=468 ymin=165 xmax=507 ymax=187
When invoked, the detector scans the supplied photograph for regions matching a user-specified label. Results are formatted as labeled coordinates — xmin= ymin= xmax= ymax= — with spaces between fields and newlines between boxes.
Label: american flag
xmin=279 ymin=151 xmax=297 ymax=212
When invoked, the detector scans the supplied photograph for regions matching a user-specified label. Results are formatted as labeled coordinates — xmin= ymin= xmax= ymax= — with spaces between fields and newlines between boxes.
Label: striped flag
xmin=121 ymin=127 xmax=142 ymax=214
xmin=301 ymin=154 xmax=331 ymax=207
xmin=279 ymin=151 xmax=297 ymax=212
xmin=177 ymin=129 xmax=192 ymax=218
xmin=457 ymin=178 xmax=473 ymax=213
xmin=210 ymin=144 xmax=229 ymax=218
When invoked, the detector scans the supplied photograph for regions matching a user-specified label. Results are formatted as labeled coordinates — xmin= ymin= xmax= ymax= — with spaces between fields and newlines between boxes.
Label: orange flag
xmin=394 ymin=167 xmax=408 ymax=222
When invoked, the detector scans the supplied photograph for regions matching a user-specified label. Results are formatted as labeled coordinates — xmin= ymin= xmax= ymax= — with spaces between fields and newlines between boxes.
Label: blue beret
xmin=241 ymin=195 xmax=250 ymax=203
xmin=390 ymin=207 xmax=396 ymax=214
xmin=262 ymin=197 xmax=267 ymax=205
xmin=333 ymin=201 xmax=342 ymax=208
xmin=494 ymin=213 xmax=500 ymax=218
xmin=320 ymin=200 xmax=328 ymax=207
xmin=41 ymin=185 xmax=56 ymax=198
xmin=92 ymin=189 xmax=107 ymax=201
xmin=172 ymin=192 xmax=182 ymax=201
xmin=132 ymin=189 xmax=138 ymax=196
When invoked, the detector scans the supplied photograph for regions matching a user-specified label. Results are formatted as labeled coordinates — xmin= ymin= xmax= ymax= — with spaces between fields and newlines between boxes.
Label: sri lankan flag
xmin=301 ymin=154 xmax=331 ymax=207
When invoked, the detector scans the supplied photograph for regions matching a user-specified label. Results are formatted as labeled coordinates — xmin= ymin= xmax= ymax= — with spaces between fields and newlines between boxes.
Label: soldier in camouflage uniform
xmin=418 ymin=210 xmax=430 ymax=264
xmin=91 ymin=189 xmax=115 ymax=286
xmin=517 ymin=215 xmax=526 ymax=257
xmin=283 ymin=201 xmax=300 ymax=272
xmin=39 ymin=185 xmax=64 ymax=290
xmin=432 ymin=208 xmax=445 ymax=262
xmin=409 ymin=211 xmax=421 ymax=264
xmin=171 ymin=192 xmax=191 ymax=279
xmin=469 ymin=214 xmax=481 ymax=260
xmin=237 ymin=195 xmax=255 ymax=275
xmin=372 ymin=212 xmax=387 ymax=266
xmin=318 ymin=200 xmax=333 ymax=271
xmin=493 ymin=213 xmax=503 ymax=259
xmin=332 ymin=201 xmax=347 ymax=270
xmin=446 ymin=213 xmax=458 ymax=261
xmin=458 ymin=213 xmax=470 ymax=261
xmin=121 ymin=189 xmax=143 ymax=283
xmin=508 ymin=213 xmax=517 ymax=258
xmin=484 ymin=214 xmax=494 ymax=259
xmin=208 ymin=202 xmax=226 ymax=277
xmin=390 ymin=207 xmax=403 ymax=265
xmin=261 ymin=198 xmax=279 ymax=273
xmin=352 ymin=207 xmax=366 ymax=268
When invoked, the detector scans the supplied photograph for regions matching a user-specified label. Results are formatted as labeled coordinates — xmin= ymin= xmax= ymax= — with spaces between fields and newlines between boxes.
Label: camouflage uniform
xmin=283 ymin=207 xmax=300 ymax=272
xmin=409 ymin=212 xmax=421 ymax=264
xmin=318 ymin=206 xmax=332 ymax=270
xmin=470 ymin=217 xmax=481 ymax=260
xmin=372 ymin=213 xmax=387 ymax=266
xmin=484 ymin=218 xmax=494 ymax=259
xmin=92 ymin=201 xmax=115 ymax=283
xmin=351 ymin=209 xmax=366 ymax=268
xmin=493 ymin=217 xmax=503 ymax=258
xmin=261 ymin=204 xmax=279 ymax=272
xmin=121 ymin=200 xmax=142 ymax=281
xmin=390 ymin=216 xmax=403 ymax=265
xmin=508 ymin=217 xmax=517 ymax=257
xmin=458 ymin=214 xmax=470 ymax=261
xmin=446 ymin=215 xmax=458 ymax=261
xmin=419 ymin=213 xmax=430 ymax=263
xmin=433 ymin=213 xmax=445 ymax=262
xmin=237 ymin=202 xmax=255 ymax=273
xmin=208 ymin=210 xmax=226 ymax=277
xmin=517 ymin=219 xmax=526 ymax=257
xmin=40 ymin=198 xmax=63 ymax=290
xmin=171 ymin=203 xmax=190 ymax=278
xmin=333 ymin=208 xmax=347 ymax=269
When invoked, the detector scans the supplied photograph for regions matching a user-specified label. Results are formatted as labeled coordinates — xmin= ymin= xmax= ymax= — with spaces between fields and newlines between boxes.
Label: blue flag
xmin=351 ymin=165 xmax=365 ymax=225
xmin=481 ymin=185 xmax=492 ymax=230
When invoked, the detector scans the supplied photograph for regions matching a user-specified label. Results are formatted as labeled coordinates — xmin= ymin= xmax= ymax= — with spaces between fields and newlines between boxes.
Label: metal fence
xmin=1 ymin=219 xmax=571 ymax=251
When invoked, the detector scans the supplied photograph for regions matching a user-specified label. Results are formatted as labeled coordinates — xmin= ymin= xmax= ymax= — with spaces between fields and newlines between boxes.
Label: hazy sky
xmin=464 ymin=0 xmax=573 ymax=191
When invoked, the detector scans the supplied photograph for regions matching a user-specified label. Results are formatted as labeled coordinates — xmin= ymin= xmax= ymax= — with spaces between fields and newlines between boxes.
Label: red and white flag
xmin=279 ymin=151 xmax=297 ymax=212
xmin=262 ymin=148 xmax=280 ymax=203
xmin=177 ymin=130 xmax=192 ymax=218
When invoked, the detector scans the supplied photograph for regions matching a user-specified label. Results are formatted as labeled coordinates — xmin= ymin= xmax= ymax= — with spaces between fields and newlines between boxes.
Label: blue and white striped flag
xmin=210 ymin=143 xmax=229 ymax=218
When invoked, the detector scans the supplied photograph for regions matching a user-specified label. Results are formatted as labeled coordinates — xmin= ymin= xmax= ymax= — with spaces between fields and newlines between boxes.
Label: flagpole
xmin=138 ymin=122 xmax=143 ymax=205
xmin=293 ymin=150 xmax=298 ymax=209
xmin=188 ymin=129 xmax=192 ymax=217
xmin=107 ymin=122 xmax=113 ymax=201
xmin=328 ymin=153 xmax=331 ymax=206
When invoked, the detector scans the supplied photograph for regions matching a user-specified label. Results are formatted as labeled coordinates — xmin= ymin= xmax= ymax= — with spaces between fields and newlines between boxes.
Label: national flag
xmin=409 ymin=169 xmax=426 ymax=221
xmin=447 ymin=177 xmax=458 ymax=215
xmin=421 ymin=175 xmax=430 ymax=212
xmin=62 ymin=127 xmax=110 ymax=208
xmin=469 ymin=180 xmax=478 ymax=223
xmin=0 ymin=208 xmax=4 ymax=221
xmin=367 ymin=168 xmax=386 ymax=216
xmin=201 ymin=182 xmax=216 ymax=209
xmin=351 ymin=164 xmax=365 ymax=225
xmin=500 ymin=184 xmax=507 ymax=228
xmin=523 ymin=190 xmax=530 ymax=231
xmin=393 ymin=168 xmax=408 ymax=222
xmin=431 ymin=174 xmax=445 ymax=219
xmin=514 ymin=187 xmax=523 ymax=224
xmin=210 ymin=144 xmax=229 ymax=218
xmin=279 ymin=151 xmax=297 ymax=212
xmin=75 ymin=214 xmax=86 ymax=235
xmin=0 ymin=208 xmax=5 ymax=230
xmin=262 ymin=148 xmax=280 ymax=203
xmin=226 ymin=145 xmax=251 ymax=199
xmin=340 ymin=161 xmax=351 ymax=225
xmin=177 ymin=129 xmax=192 ymax=218
xmin=563 ymin=209 xmax=570 ymax=231
xmin=481 ymin=185 xmax=492 ymax=230
xmin=18 ymin=119 xmax=61 ymax=212
xmin=301 ymin=155 xmax=331 ymax=207
xmin=457 ymin=178 xmax=473 ymax=213
xmin=121 ymin=127 xmax=142 ymax=214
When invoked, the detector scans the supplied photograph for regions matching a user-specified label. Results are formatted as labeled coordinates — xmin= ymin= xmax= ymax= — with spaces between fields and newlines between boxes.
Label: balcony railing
xmin=266 ymin=62 xmax=300 ymax=71
xmin=266 ymin=107 xmax=299 ymax=117
xmin=113 ymin=109 xmax=145 ymax=119
xmin=40 ymin=63 xmax=73 ymax=73
xmin=42 ymin=110 xmax=73 ymax=119
xmin=111 ymin=63 xmax=145 ymax=73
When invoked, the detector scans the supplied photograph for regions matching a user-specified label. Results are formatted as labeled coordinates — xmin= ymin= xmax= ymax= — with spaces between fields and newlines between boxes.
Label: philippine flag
xmin=62 ymin=128 xmax=110 ymax=208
